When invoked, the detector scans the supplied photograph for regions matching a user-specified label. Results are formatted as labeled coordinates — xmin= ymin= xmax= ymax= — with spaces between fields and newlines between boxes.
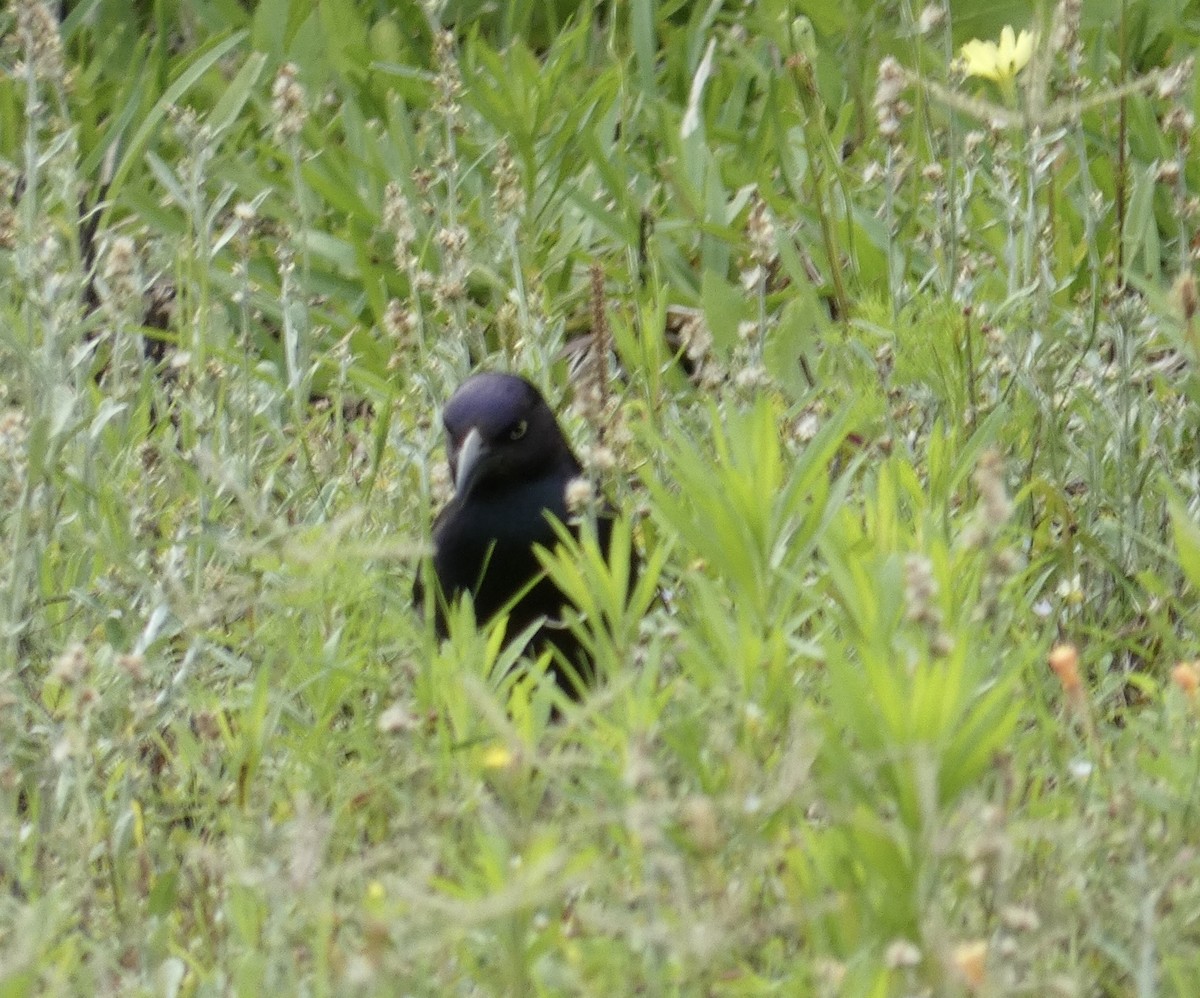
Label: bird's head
xmin=442 ymin=373 xmax=576 ymax=499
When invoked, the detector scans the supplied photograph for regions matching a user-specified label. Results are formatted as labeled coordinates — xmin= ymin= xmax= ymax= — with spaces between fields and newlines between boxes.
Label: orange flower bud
xmin=951 ymin=939 xmax=988 ymax=990
xmin=1172 ymin=661 xmax=1199 ymax=697
xmin=1048 ymin=644 xmax=1082 ymax=695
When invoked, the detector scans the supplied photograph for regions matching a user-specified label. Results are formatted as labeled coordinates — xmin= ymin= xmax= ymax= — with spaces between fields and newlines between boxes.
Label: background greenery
xmin=3 ymin=0 xmax=1200 ymax=993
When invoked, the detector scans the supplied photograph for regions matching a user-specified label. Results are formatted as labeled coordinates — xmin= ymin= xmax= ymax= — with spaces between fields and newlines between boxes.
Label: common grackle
xmin=416 ymin=372 xmax=617 ymax=694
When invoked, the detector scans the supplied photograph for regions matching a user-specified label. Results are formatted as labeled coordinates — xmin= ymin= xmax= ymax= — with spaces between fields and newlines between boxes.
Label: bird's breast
xmin=430 ymin=475 xmax=571 ymax=602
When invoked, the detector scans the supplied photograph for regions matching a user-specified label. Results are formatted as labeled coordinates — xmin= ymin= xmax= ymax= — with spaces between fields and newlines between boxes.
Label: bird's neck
xmin=468 ymin=450 xmax=580 ymax=504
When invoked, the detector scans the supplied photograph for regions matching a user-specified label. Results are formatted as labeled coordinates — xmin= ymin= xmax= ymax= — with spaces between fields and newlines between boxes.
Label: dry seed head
xmin=167 ymin=106 xmax=203 ymax=149
xmin=564 ymin=476 xmax=596 ymax=515
xmin=493 ymin=143 xmax=524 ymax=217
xmin=931 ymin=631 xmax=956 ymax=658
xmin=15 ymin=0 xmax=66 ymax=85
xmin=734 ymin=364 xmax=770 ymax=391
xmin=1000 ymin=905 xmax=1041 ymax=933
xmin=382 ymin=298 xmax=416 ymax=348
xmin=884 ymin=939 xmax=922 ymax=968
xmin=393 ymin=241 xmax=416 ymax=276
xmin=411 ymin=167 xmax=435 ymax=198
xmin=433 ymin=274 xmax=466 ymax=307
xmin=385 ymin=184 xmax=418 ymax=272
xmin=271 ymin=63 xmax=308 ymax=140
xmin=1157 ymin=160 xmax=1182 ymax=186
xmin=678 ymin=313 xmax=712 ymax=365
xmin=383 ymin=182 xmax=416 ymax=245
xmin=917 ymin=4 xmax=946 ymax=35
xmin=973 ymin=448 xmax=1011 ymax=525
xmin=101 ymin=236 xmax=141 ymax=313
xmin=432 ymin=30 xmax=463 ymax=116
xmin=1052 ymin=0 xmax=1083 ymax=54
xmin=432 ymin=150 xmax=457 ymax=176
xmin=51 ymin=644 xmax=91 ymax=685
xmin=874 ymin=57 xmax=909 ymax=141
xmin=579 ymin=262 xmax=611 ymax=422
xmin=435 ymin=225 xmax=468 ymax=255
xmin=0 ymin=207 xmax=15 ymax=250
xmin=746 ymin=195 xmax=776 ymax=267
xmin=1164 ymin=107 xmax=1195 ymax=142
xmin=581 ymin=444 xmax=616 ymax=474
xmin=606 ymin=411 xmax=633 ymax=453
xmin=0 ymin=162 xmax=17 ymax=200
xmin=903 ymin=554 xmax=940 ymax=627
xmin=377 ymin=701 xmax=417 ymax=734
xmin=431 ymin=225 xmax=469 ymax=309
xmin=922 ymin=162 xmax=946 ymax=184
xmin=1172 ymin=272 xmax=1198 ymax=321
xmin=964 ymin=130 xmax=988 ymax=156
xmin=433 ymin=28 xmax=454 ymax=67
xmin=276 ymin=240 xmax=296 ymax=277
xmin=878 ymin=102 xmax=910 ymax=141
xmin=1157 ymin=58 xmax=1194 ymax=101
xmin=699 ymin=362 xmax=725 ymax=390
xmin=875 ymin=56 xmax=906 ymax=108
xmin=0 ymin=409 xmax=29 ymax=463
xmin=117 ymin=653 xmax=146 ymax=682
xmin=191 ymin=710 xmax=221 ymax=741
xmin=791 ymin=410 xmax=821 ymax=444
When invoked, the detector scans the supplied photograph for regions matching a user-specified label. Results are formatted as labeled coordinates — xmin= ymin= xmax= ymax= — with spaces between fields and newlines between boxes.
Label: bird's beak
xmin=454 ymin=427 xmax=486 ymax=496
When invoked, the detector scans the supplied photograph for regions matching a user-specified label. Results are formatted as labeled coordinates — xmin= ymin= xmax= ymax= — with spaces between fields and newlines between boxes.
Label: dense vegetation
xmin=3 ymin=0 xmax=1200 ymax=992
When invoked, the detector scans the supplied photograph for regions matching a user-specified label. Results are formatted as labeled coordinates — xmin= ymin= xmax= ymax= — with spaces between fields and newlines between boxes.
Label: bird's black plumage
xmin=417 ymin=372 xmax=615 ymax=694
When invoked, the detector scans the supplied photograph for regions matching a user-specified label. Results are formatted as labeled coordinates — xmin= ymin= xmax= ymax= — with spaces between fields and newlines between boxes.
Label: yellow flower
xmin=481 ymin=743 xmax=514 ymax=769
xmin=959 ymin=26 xmax=1034 ymax=83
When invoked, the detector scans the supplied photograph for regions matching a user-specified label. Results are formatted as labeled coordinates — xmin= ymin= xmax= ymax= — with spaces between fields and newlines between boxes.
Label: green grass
xmin=3 ymin=0 xmax=1200 ymax=993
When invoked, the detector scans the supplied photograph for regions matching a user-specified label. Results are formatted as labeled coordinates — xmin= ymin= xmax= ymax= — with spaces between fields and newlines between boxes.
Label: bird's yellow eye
xmin=509 ymin=420 xmax=528 ymax=440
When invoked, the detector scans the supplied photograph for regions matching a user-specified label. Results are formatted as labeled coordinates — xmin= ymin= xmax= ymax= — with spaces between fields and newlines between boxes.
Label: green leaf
xmin=700 ymin=270 xmax=750 ymax=359
xmin=251 ymin=0 xmax=294 ymax=58
xmin=631 ymin=0 xmax=659 ymax=99
xmin=1171 ymin=502 xmax=1200 ymax=592
xmin=318 ymin=0 xmax=372 ymax=80
xmin=210 ymin=52 xmax=269 ymax=134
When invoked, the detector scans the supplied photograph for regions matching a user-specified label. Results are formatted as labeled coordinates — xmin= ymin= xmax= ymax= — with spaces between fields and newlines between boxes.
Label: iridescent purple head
xmin=442 ymin=373 xmax=577 ymax=498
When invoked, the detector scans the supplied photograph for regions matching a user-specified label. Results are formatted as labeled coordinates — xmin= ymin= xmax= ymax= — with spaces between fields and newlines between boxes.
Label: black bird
xmin=416 ymin=372 xmax=616 ymax=694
